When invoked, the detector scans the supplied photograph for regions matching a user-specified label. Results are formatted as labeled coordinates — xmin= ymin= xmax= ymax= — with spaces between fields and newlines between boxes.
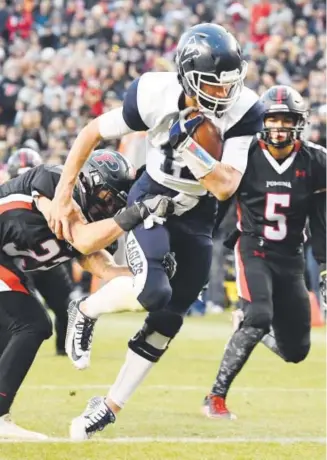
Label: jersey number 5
xmin=264 ymin=193 xmax=290 ymax=241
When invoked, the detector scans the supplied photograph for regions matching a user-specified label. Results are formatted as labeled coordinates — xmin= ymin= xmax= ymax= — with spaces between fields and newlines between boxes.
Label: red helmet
xmin=260 ymin=85 xmax=309 ymax=148
xmin=7 ymin=148 xmax=43 ymax=178
xmin=78 ymin=149 xmax=135 ymax=222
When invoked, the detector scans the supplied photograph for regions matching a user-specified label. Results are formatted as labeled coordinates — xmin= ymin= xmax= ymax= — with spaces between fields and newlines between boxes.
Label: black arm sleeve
xmin=309 ymin=148 xmax=326 ymax=264
xmin=30 ymin=165 xmax=63 ymax=199
xmin=309 ymin=191 xmax=326 ymax=264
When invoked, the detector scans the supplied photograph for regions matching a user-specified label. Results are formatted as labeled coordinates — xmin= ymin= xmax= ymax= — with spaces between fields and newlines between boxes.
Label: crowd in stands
xmin=0 ymin=0 xmax=325 ymax=312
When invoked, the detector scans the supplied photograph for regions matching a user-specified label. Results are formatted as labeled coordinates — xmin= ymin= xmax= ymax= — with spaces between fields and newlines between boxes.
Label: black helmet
xmin=78 ymin=149 xmax=135 ymax=222
xmin=176 ymin=23 xmax=248 ymax=115
xmin=260 ymin=85 xmax=309 ymax=148
xmin=7 ymin=148 xmax=43 ymax=178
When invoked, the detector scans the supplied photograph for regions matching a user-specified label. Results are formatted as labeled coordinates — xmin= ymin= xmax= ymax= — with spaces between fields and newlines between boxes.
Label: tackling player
xmin=202 ymin=85 xmax=326 ymax=419
xmin=6 ymin=148 xmax=73 ymax=355
xmin=0 ymin=149 xmax=171 ymax=439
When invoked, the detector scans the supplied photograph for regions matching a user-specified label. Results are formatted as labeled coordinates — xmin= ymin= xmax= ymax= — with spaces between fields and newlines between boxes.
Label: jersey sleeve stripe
xmin=122 ymin=78 xmax=149 ymax=132
xmin=0 ymin=265 xmax=29 ymax=294
xmin=0 ymin=200 xmax=32 ymax=215
xmin=0 ymin=193 xmax=33 ymax=205
xmin=224 ymin=100 xmax=265 ymax=140
xmin=0 ymin=194 xmax=33 ymax=214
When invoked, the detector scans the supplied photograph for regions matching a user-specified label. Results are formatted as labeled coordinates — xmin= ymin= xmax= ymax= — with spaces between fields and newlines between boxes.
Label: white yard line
xmin=0 ymin=436 xmax=325 ymax=444
xmin=24 ymin=384 xmax=325 ymax=392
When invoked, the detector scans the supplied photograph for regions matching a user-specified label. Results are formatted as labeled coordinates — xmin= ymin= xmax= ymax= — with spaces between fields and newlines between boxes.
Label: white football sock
xmin=82 ymin=276 xmax=142 ymax=319
xmin=107 ymin=331 xmax=170 ymax=408
xmin=107 ymin=349 xmax=154 ymax=408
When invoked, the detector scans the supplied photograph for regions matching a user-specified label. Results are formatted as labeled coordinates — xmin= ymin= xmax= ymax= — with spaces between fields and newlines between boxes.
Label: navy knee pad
xmin=128 ymin=310 xmax=183 ymax=362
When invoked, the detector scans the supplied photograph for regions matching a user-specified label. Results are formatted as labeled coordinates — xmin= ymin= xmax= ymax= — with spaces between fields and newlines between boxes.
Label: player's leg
xmin=33 ymin=264 xmax=73 ymax=355
xmin=272 ymin=272 xmax=311 ymax=363
xmin=0 ymin=289 xmax=52 ymax=439
xmin=69 ymin=176 xmax=213 ymax=439
xmin=66 ymin=219 xmax=173 ymax=370
xmin=203 ymin=236 xmax=274 ymax=419
xmin=166 ymin=231 xmax=213 ymax=315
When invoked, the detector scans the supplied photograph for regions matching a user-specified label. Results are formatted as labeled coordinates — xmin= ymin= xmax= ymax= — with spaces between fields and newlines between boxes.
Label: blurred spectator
xmin=0 ymin=0 xmax=323 ymax=184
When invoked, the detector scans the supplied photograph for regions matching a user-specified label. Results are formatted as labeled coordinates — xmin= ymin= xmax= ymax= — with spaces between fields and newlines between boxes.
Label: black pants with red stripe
xmin=0 ymin=256 xmax=52 ymax=416
xmin=235 ymin=235 xmax=311 ymax=361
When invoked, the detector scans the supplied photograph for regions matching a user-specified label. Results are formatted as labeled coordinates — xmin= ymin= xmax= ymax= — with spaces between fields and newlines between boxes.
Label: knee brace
xmin=128 ymin=310 xmax=183 ymax=363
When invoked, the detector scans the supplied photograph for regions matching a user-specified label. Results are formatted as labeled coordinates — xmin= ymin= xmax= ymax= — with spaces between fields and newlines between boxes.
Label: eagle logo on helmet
xmin=181 ymin=34 xmax=209 ymax=64
xmin=93 ymin=152 xmax=119 ymax=171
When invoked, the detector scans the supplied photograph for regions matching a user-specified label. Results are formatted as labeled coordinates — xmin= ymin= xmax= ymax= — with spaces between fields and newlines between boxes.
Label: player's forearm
xmin=73 ymin=218 xmax=123 ymax=255
xmin=176 ymin=137 xmax=243 ymax=201
xmin=199 ymin=163 xmax=241 ymax=201
xmin=79 ymin=250 xmax=130 ymax=281
xmin=56 ymin=119 xmax=102 ymax=194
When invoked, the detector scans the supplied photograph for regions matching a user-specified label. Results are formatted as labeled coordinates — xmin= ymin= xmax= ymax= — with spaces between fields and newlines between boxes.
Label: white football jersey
xmin=100 ymin=72 xmax=265 ymax=196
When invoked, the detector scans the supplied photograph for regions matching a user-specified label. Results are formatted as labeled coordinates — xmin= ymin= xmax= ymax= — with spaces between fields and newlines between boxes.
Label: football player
xmin=47 ymin=24 xmax=266 ymax=439
xmin=0 ymin=149 xmax=172 ymax=439
xmin=202 ymin=85 xmax=326 ymax=419
xmin=6 ymin=148 xmax=72 ymax=356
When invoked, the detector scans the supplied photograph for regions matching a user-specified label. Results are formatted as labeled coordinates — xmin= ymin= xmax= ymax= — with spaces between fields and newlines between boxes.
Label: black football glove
xmin=114 ymin=195 xmax=174 ymax=232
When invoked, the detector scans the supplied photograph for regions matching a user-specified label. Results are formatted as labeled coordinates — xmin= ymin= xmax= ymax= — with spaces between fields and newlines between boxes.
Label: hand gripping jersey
xmin=99 ymin=72 xmax=265 ymax=196
xmin=236 ymin=140 xmax=326 ymax=259
xmin=0 ymin=165 xmax=81 ymax=272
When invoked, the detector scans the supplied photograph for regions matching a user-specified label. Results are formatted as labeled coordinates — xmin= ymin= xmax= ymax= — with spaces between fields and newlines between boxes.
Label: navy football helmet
xmin=7 ymin=148 xmax=43 ymax=178
xmin=78 ymin=149 xmax=135 ymax=222
xmin=260 ymin=85 xmax=308 ymax=148
xmin=176 ymin=23 xmax=248 ymax=115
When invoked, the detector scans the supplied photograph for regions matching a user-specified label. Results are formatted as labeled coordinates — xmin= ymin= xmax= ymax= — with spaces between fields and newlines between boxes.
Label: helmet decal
xmin=180 ymin=34 xmax=207 ymax=64
xmin=92 ymin=152 xmax=119 ymax=171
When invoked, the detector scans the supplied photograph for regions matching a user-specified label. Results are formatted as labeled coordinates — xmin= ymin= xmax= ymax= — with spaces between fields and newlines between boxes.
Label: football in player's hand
xmin=187 ymin=111 xmax=224 ymax=161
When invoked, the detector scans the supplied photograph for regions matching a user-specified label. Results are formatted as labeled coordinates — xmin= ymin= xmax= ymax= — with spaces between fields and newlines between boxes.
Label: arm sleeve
xmin=221 ymin=100 xmax=265 ymax=174
xmin=31 ymin=165 xmax=62 ymax=199
xmin=309 ymin=191 xmax=326 ymax=264
xmin=309 ymin=148 xmax=326 ymax=264
xmin=221 ymin=135 xmax=253 ymax=174
xmin=98 ymin=106 xmax=134 ymax=140
xmin=224 ymin=100 xmax=265 ymax=140
xmin=312 ymin=147 xmax=326 ymax=193
xmin=122 ymin=77 xmax=149 ymax=131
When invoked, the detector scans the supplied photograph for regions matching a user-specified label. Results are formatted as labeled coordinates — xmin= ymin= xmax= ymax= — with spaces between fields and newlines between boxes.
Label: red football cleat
xmin=202 ymin=394 xmax=237 ymax=420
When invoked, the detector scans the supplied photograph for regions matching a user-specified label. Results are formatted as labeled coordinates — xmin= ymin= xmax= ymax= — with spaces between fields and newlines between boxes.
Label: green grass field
xmin=0 ymin=312 xmax=325 ymax=460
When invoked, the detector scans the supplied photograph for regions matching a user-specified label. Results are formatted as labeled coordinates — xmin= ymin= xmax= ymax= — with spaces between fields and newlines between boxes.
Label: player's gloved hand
xmin=114 ymin=195 xmax=174 ymax=232
xmin=169 ymin=107 xmax=204 ymax=150
xmin=162 ymin=252 xmax=177 ymax=280
xmin=320 ymin=269 xmax=326 ymax=306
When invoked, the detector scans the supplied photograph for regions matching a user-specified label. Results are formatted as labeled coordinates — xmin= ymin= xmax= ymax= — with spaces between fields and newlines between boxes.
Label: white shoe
xmin=0 ymin=414 xmax=48 ymax=440
xmin=206 ymin=302 xmax=224 ymax=314
xmin=65 ymin=297 xmax=97 ymax=370
xmin=70 ymin=396 xmax=116 ymax=441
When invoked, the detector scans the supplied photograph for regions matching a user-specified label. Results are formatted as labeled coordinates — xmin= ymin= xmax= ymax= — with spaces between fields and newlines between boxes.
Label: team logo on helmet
xmin=181 ymin=34 xmax=208 ymax=64
xmin=93 ymin=152 xmax=119 ymax=171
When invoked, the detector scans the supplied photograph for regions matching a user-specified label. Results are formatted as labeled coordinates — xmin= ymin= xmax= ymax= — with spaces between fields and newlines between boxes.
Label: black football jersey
xmin=0 ymin=165 xmax=82 ymax=272
xmin=237 ymin=140 xmax=326 ymax=257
